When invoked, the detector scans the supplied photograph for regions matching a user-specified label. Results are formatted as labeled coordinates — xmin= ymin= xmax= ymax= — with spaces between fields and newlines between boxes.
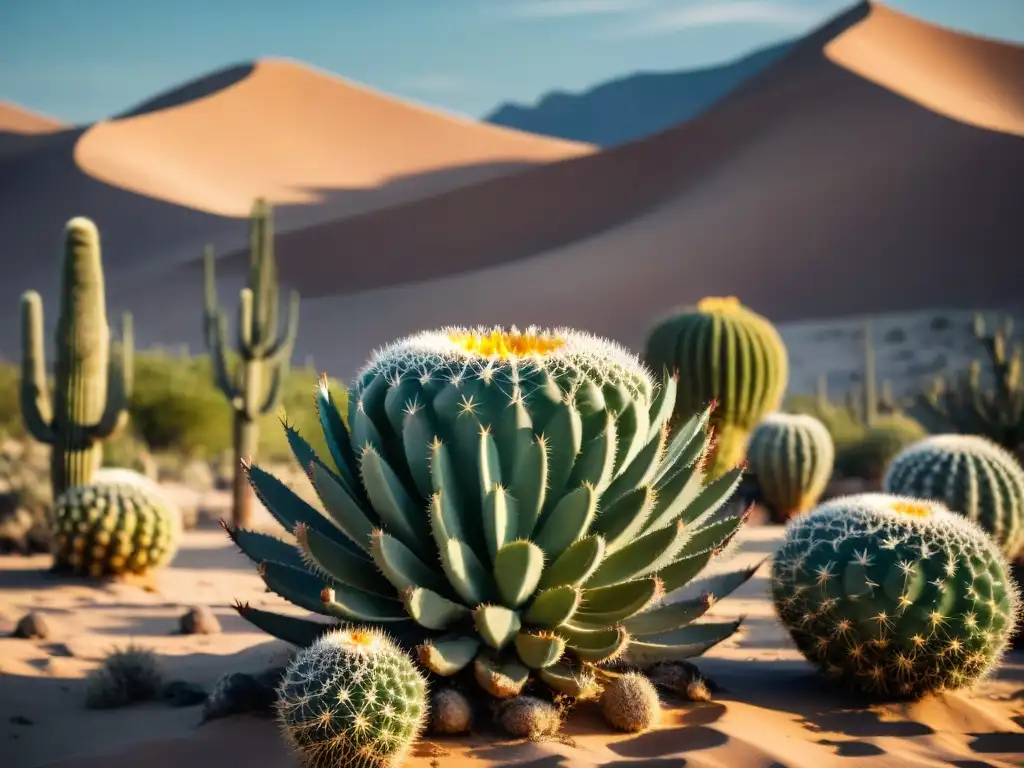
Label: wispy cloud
xmin=401 ymin=74 xmax=470 ymax=94
xmin=492 ymin=0 xmax=650 ymax=19
xmin=618 ymin=1 xmax=823 ymax=36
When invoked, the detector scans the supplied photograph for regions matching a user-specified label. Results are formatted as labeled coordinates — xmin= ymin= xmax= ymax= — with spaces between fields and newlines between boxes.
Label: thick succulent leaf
xmin=654 ymin=406 xmax=713 ymax=485
xmin=494 ymin=540 xmax=545 ymax=608
xmin=657 ymin=551 xmax=713 ymax=594
xmin=576 ymin=578 xmax=662 ymax=625
xmin=401 ymin=405 xmax=441 ymax=498
xmin=222 ymin=523 xmax=307 ymax=571
xmin=568 ymin=413 xmax=617 ymax=493
xmin=296 ymin=524 xmax=393 ymax=597
xmin=429 ymin=442 xmax=472 ymax=543
xmin=258 ymin=561 xmax=332 ymax=616
xmin=474 ymin=653 xmax=530 ymax=699
xmin=524 ymin=585 xmax=581 ymax=628
xmin=537 ymin=535 xmax=606 ymax=590
xmin=674 ymin=466 xmax=744 ymax=529
xmin=308 ymin=460 xmax=377 ymax=553
xmin=314 ymin=378 xmax=363 ymax=499
xmin=533 ymin=483 xmax=597 ymax=561
xmin=245 ymin=463 xmax=359 ymax=553
xmin=556 ymin=624 xmax=629 ymax=663
xmin=371 ymin=531 xmax=451 ymax=595
xmin=383 ymin=375 xmax=424 ymax=436
xmin=439 ymin=538 xmax=492 ymax=606
xmin=538 ymin=404 xmax=583 ymax=517
xmin=474 ymin=605 xmax=522 ymax=650
xmin=233 ymin=602 xmax=332 ymax=648
xmin=416 ymin=635 xmax=480 ymax=676
xmin=403 ymin=587 xmax=470 ymax=630
xmin=646 ymin=462 xmax=703 ymax=534
xmin=483 ymin=485 xmax=519 ymax=560
xmin=671 ymin=510 xmax=749 ymax=565
xmin=586 ymin=521 xmax=689 ymax=589
xmin=349 ymin=382 xmax=387 ymax=455
xmin=510 ymin=432 xmax=548 ymax=539
xmin=646 ymin=369 xmax=677 ymax=441
xmin=321 ymin=584 xmax=409 ymax=623
xmin=478 ymin=429 xmax=502 ymax=503
xmin=538 ymin=662 xmax=596 ymax=697
xmin=627 ymin=563 xmax=761 ymax=635
xmin=611 ymin=400 xmax=649 ymax=477
xmin=601 ymin=428 xmax=664 ymax=508
xmin=622 ymin=619 xmax=743 ymax=665
xmin=493 ymin=396 xmax=533 ymax=479
xmin=514 ymin=631 xmax=567 ymax=669
xmin=360 ymin=445 xmax=432 ymax=557
xmin=589 ymin=486 xmax=654 ymax=553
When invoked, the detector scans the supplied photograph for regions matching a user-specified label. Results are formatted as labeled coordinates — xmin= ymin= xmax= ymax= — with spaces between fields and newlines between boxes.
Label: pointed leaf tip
xmin=320 ymin=586 xmax=334 ymax=603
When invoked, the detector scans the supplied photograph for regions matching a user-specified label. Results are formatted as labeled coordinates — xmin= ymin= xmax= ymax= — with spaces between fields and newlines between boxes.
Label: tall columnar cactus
xmin=204 ymin=199 xmax=299 ymax=527
xmin=771 ymin=493 xmax=1019 ymax=699
xmin=276 ymin=627 xmax=427 ymax=768
xmin=913 ymin=313 xmax=1024 ymax=457
xmin=227 ymin=326 xmax=759 ymax=701
xmin=644 ymin=297 xmax=789 ymax=478
xmin=746 ymin=413 xmax=834 ymax=524
xmin=884 ymin=434 xmax=1024 ymax=559
xmin=20 ymin=217 xmax=134 ymax=497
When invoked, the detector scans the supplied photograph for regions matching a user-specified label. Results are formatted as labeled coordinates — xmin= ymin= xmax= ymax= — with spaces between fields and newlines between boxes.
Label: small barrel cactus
xmin=601 ymin=671 xmax=662 ymax=732
xmin=884 ymin=434 xmax=1024 ymax=559
xmin=644 ymin=297 xmax=789 ymax=478
xmin=276 ymin=627 xmax=427 ymax=768
xmin=746 ymin=412 xmax=835 ymax=523
xmin=836 ymin=414 xmax=926 ymax=484
xmin=771 ymin=493 xmax=1019 ymax=699
xmin=51 ymin=481 xmax=181 ymax=577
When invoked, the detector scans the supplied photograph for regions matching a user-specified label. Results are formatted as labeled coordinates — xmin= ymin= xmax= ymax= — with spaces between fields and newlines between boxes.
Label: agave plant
xmin=227 ymin=326 xmax=759 ymax=698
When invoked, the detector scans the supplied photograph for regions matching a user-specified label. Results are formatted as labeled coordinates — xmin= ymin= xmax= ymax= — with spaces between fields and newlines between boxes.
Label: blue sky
xmin=2 ymin=0 xmax=1022 ymax=125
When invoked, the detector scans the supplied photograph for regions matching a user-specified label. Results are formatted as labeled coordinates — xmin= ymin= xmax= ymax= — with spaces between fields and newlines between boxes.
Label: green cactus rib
xmin=911 ymin=313 xmax=1024 ymax=454
xmin=20 ymin=217 xmax=133 ymax=496
xmin=771 ymin=493 xmax=1020 ymax=700
xmin=643 ymin=297 xmax=789 ymax=479
xmin=203 ymin=199 xmax=300 ymax=528
xmin=227 ymin=326 xmax=758 ymax=697
xmin=746 ymin=412 xmax=835 ymax=524
xmin=884 ymin=434 xmax=1024 ymax=560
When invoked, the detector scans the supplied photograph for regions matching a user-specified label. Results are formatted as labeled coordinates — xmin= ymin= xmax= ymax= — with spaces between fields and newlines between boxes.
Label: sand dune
xmin=0 ymin=103 xmax=67 ymax=135
xmin=2 ymin=526 xmax=1022 ymax=768
xmin=825 ymin=3 xmax=1024 ymax=136
xmin=74 ymin=58 xmax=593 ymax=217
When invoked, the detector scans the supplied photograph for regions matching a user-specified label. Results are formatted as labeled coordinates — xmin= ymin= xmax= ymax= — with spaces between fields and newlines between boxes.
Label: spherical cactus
xmin=884 ymin=434 xmax=1024 ymax=559
xmin=428 ymin=688 xmax=472 ymax=735
xmin=771 ymin=493 xmax=1020 ymax=700
xmin=496 ymin=695 xmax=561 ymax=739
xmin=601 ymin=671 xmax=662 ymax=732
xmin=230 ymin=325 xmax=759 ymax=701
xmin=644 ymin=297 xmax=789 ymax=478
xmin=836 ymin=414 xmax=926 ymax=484
xmin=51 ymin=481 xmax=181 ymax=577
xmin=276 ymin=627 xmax=428 ymax=768
xmin=746 ymin=412 xmax=835 ymax=523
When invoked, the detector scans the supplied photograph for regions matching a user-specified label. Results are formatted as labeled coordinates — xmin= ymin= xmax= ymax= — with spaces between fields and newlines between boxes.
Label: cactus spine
xmin=746 ymin=412 xmax=834 ymax=523
xmin=884 ymin=434 xmax=1024 ymax=559
xmin=203 ymin=199 xmax=299 ymax=528
xmin=19 ymin=217 xmax=133 ymax=496
xmin=771 ymin=493 xmax=1019 ymax=699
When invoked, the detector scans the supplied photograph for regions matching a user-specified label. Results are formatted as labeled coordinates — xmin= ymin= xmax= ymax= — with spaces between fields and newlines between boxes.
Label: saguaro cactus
xmin=203 ymin=199 xmax=299 ymax=527
xmin=20 ymin=217 xmax=133 ymax=496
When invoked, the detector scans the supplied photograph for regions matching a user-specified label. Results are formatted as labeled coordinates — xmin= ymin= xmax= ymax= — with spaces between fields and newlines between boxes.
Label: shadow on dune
xmin=115 ymin=64 xmax=256 ymax=119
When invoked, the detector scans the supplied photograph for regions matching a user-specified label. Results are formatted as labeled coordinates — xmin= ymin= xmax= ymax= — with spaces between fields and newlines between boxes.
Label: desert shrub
xmin=0 ymin=361 xmax=23 ymax=439
xmin=84 ymin=645 xmax=164 ymax=709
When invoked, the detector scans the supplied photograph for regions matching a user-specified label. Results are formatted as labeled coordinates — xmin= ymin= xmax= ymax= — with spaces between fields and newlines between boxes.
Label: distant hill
xmin=484 ymin=41 xmax=793 ymax=147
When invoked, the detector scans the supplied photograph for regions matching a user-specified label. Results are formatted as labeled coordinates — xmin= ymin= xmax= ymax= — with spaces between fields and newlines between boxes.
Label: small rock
xmin=163 ymin=680 xmax=208 ymax=707
xmin=8 ymin=715 xmax=33 ymax=726
xmin=201 ymin=666 xmax=285 ymax=723
xmin=11 ymin=612 xmax=53 ymax=640
xmin=178 ymin=606 xmax=221 ymax=635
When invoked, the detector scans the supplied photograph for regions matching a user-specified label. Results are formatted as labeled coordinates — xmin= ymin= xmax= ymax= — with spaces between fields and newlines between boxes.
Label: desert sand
xmin=0 ymin=103 xmax=67 ymax=135
xmin=2 ymin=522 xmax=1022 ymax=768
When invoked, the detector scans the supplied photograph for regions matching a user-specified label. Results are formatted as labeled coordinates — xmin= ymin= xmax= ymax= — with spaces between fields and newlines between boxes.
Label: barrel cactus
xmin=644 ymin=297 xmax=788 ymax=479
xmin=771 ymin=493 xmax=1019 ymax=699
xmin=884 ymin=435 xmax=1024 ymax=560
xmin=51 ymin=481 xmax=181 ymax=577
xmin=228 ymin=326 xmax=758 ymax=700
xmin=836 ymin=414 xmax=927 ymax=484
xmin=746 ymin=413 xmax=835 ymax=523
xmin=277 ymin=627 xmax=427 ymax=768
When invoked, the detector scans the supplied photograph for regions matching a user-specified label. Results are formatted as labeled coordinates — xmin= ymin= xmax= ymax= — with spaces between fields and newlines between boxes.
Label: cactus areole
xmin=227 ymin=325 xmax=759 ymax=699
xmin=19 ymin=217 xmax=133 ymax=496
xmin=643 ymin=297 xmax=789 ymax=480
xmin=203 ymin=199 xmax=299 ymax=528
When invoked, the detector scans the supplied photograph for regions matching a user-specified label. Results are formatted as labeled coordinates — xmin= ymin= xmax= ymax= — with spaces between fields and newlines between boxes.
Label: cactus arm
xmin=266 ymin=289 xmax=300 ymax=366
xmin=237 ymin=288 xmax=255 ymax=359
xmin=19 ymin=291 xmax=55 ymax=444
xmin=210 ymin=309 xmax=242 ymax=403
xmin=90 ymin=345 xmax=130 ymax=439
xmin=259 ymin=359 xmax=287 ymax=416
